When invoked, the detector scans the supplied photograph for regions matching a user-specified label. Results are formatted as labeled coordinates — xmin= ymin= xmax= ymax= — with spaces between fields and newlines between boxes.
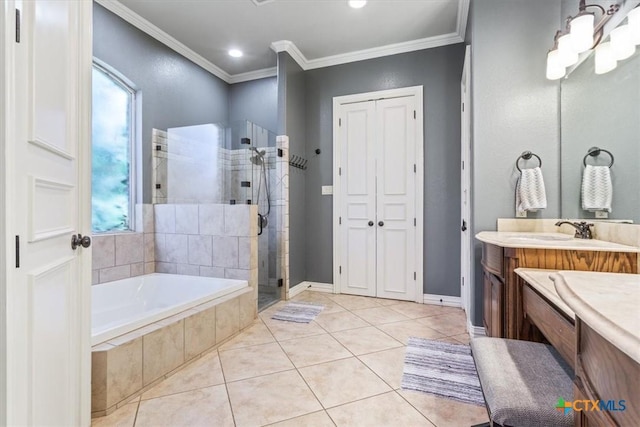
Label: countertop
xmin=553 ymin=271 xmax=640 ymax=364
xmin=514 ymin=268 xmax=575 ymax=320
xmin=475 ymin=231 xmax=640 ymax=253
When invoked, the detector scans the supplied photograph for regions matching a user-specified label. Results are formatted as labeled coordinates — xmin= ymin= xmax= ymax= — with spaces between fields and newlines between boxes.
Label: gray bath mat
xmin=401 ymin=337 xmax=485 ymax=406
xmin=271 ymin=302 xmax=324 ymax=323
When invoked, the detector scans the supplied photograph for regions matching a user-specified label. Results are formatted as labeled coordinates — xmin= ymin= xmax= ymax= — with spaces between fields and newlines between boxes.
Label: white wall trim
xmin=423 ymin=294 xmax=462 ymax=308
xmin=95 ymin=0 xmax=233 ymax=83
xmin=271 ymin=33 xmax=463 ymax=72
xmin=228 ymin=67 xmax=277 ymax=84
xmin=467 ymin=320 xmax=486 ymax=338
xmin=288 ymin=281 xmax=334 ymax=298
xmin=98 ymin=0 xmax=468 ymax=84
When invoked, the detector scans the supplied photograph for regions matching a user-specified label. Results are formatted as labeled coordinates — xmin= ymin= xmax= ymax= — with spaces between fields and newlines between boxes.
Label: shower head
xmin=250 ymin=147 xmax=266 ymax=156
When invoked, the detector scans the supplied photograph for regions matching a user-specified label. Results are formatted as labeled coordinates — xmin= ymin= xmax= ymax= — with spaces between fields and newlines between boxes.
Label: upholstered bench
xmin=470 ymin=337 xmax=574 ymax=427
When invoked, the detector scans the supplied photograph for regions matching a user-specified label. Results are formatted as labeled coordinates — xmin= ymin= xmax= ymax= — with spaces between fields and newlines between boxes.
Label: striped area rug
xmin=271 ymin=302 xmax=324 ymax=323
xmin=401 ymin=337 xmax=485 ymax=406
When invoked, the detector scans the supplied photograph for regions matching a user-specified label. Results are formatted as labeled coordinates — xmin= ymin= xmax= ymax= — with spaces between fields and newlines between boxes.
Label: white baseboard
xmin=423 ymin=294 xmax=462 ymax=308
xmin=290 ymin=281 xmax=334 ymax=297
xmin=467 ymin=320 xmax=486 ymax=338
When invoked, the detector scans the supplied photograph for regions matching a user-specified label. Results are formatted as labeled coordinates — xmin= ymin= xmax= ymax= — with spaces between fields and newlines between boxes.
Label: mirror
xmin=560 ymin=28 xmax=640 ymax=222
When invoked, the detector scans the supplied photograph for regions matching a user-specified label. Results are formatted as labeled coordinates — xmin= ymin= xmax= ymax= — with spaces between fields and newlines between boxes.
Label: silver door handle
xmin=71 ymin=234 xmax=91 ymax=250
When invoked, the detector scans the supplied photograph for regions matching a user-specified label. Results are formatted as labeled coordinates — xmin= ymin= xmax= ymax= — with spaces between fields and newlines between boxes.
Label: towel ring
xmin=516 ymin=151 xmax=542 ymax=172
xmin=583 ymin=146 xmax=614 ymax=168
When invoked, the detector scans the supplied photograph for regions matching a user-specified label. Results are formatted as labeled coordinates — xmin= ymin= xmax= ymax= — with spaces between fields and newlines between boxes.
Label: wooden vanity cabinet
xmin=481 ymin=242 xmax=638 ymax=338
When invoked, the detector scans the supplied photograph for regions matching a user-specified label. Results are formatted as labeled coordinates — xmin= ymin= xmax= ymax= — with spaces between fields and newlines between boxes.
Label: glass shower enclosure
xmin=152 ymin=120 xmax=281 ymax=310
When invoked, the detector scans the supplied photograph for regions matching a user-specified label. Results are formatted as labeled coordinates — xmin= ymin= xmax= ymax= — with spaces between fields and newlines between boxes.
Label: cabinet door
xmin=490 ymin=274 xmax=504 ymax=337
xmin=483 ymin=272 xmax=492 ymax=335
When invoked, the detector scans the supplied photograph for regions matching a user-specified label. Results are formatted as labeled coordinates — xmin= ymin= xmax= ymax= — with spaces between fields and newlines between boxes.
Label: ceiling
xmin=99 ymin=0 xmax=469 ymax=83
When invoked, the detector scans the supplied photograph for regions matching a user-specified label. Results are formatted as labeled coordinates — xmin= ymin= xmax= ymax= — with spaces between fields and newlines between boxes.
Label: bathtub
xmin=92 ymin=273 xmax=248 ymax=346
xmin=91 ymin=273 xmax=255 ymax=417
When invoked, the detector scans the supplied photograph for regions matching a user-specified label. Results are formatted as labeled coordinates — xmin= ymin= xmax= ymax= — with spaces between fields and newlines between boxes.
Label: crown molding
xmin=95 ymin=0 xmax=233 ymax=83
xmin=97 ymin=0 xmax=468 ymax=83
xmin=228 ymin=67 xmax=277 ymax=84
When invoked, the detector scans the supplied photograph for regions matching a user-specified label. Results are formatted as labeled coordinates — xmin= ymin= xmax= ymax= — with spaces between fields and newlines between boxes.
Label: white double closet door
xmin=336 ymin=92 xmax=420 ymax=302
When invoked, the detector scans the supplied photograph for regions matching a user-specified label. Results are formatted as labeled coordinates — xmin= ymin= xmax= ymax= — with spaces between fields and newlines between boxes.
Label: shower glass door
xmin=230 ymin=121 xmax=281 ymax=310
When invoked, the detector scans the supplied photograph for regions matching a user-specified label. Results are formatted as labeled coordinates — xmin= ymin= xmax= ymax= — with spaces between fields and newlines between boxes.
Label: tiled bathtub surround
xmin=91 ymin=286 xmax=254 ymax=418
xmin=154 ymin=203 xmax=259 ymax=297
xmin=92 ymin=204 xmax=155 ymax=284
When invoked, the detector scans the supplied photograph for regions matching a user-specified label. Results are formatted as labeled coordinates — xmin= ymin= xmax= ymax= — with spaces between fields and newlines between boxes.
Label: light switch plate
xmin=321 ymin=185 xmax=333 ymax=195
xmin=595 ymin=211 xmax=608 ymax=218
xmin=516 ymin=210 xmax=527 ymax=218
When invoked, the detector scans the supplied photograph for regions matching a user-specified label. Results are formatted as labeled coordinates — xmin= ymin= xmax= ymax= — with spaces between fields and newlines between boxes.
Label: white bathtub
xmin=92 ymin=273 xmax=248 ymax=345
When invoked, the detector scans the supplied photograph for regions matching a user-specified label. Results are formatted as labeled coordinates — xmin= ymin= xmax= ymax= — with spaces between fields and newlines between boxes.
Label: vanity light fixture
xmin=546 ymin=0 xmax=621 ymax=80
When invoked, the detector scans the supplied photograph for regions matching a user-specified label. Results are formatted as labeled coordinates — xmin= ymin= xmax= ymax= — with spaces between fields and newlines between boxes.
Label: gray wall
xmin=277 ymin=52 xmax=307 ymax=287
xmin=469 ymin=0 xmax=561 ymax=326
xmin=93 ymin=3 xmax=229 ymax=204
xmin=304 ymin=45 xmax=466 ymax=296
xmin=229 ymin=77 xmax=278 ymax=133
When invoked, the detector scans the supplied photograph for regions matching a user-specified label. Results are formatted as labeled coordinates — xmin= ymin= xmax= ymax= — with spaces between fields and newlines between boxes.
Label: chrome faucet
xmin=555 ymin=221 xmax=594 ymax=239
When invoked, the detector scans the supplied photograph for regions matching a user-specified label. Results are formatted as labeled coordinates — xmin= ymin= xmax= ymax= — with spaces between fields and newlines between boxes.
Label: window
xmin=91 ymin=63 xmax=136 ymax=232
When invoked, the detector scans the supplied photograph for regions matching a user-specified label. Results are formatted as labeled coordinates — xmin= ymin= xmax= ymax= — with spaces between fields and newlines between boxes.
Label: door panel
xmin=376 ymin=97 xmax=416 ymax=301
xmin=340 ymin=102 xmax=376 ymax=296
xmin=8 ymin=1 xmax=91 ymax=425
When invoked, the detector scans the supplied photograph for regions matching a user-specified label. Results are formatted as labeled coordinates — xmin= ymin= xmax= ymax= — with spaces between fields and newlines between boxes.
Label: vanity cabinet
xmin=480 ymin=242 xmax=638 ymax=338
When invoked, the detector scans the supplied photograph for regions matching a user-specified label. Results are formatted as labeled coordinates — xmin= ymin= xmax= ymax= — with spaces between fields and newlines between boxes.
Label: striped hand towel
xmin=516 ymin=167 xmax=547 ymax=213
xmin=582 ymin=165 xmax=612 ymax=212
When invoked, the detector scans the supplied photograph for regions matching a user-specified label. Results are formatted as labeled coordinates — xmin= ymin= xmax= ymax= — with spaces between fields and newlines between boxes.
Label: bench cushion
xmin=470 ymin=337 xmax=573 ymax=427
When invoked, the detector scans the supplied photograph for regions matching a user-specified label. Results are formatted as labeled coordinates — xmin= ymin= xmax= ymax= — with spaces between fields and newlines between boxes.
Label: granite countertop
xmin=514 ymin=268 xmax=574 ymax=320
xmin=475 ymin=231 xmax=640 ymax=253
xmin=553 ymin=271 xmax=640 ymax=364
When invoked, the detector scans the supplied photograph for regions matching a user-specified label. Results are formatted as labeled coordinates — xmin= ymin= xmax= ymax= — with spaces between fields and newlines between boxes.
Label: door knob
xmin=378 ymin=221 xmax=384 ymax=227
xmin=368 ymin=221 xmax=374 ymax=226
xmin=71 ymin=234 xmax=91 ymax=250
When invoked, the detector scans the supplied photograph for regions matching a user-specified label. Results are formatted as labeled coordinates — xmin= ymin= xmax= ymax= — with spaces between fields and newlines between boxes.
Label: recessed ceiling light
xmin=348 ymin=0 xmax=367 ymax=9
xmin=228 ymin=49 xmax=243 ymax=58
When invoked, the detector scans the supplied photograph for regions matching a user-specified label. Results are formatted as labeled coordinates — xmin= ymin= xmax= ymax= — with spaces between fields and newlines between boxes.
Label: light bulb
xmin=570 ymin=13 xmax=595 ymax=53
xmin=348 ymin=0 xmax=367 ymax=8
xmin=595 ymin=42 xmax=617 ymax=74
xmin=610 ymin=25 xmax=635 ymax=60
xmin=628 ymin=7 xmax=640 ymax=45
xmin=228 ymin=49 xmax=243 ymax=58
xmin=546 ymin=50 xmax=566 ymax=80
xmin=557 ymin=33 xmax=579 ymax=67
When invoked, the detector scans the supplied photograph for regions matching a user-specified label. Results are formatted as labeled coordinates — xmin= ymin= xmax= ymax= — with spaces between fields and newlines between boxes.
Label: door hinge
xmin=413 ymin=110 xmax=416 ymax=119
xmin=15 ymin=235 xmax=20 ymax=268
xmin=413 ymin=164 xmax=416 ymax=173
xmin=277 ymin=278 xmax=284 ymax=287
xmin=339 ymin=167 xmax=342 ymax=176
xmin=339 ymin=216 xmax=342 ymax=225
xmin=15 ymin=9 xmax=21 ymax=43
xmin=339 ymin=118 xmax=342 ymax=127
xmin=414 ymin=272 xmax=416 ymax=280
xmin=462 ymin=160 xmax=465 ymax=170
xmin=339 ymin=266 xmax=342 ymax=274
xmin=462 ymin=102 xmax=464 ymax=112
xmin=414 ymin=218 xmax=416 ymax=226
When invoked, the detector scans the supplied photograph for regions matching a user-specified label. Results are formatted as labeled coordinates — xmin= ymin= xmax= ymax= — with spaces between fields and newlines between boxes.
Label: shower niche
xmin=151 ymin=120 xmax=284 ymax=310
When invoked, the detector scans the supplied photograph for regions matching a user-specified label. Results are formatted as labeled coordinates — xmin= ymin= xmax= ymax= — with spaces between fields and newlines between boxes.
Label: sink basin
xmin=506 ymin=234 xmax=573 ymax=242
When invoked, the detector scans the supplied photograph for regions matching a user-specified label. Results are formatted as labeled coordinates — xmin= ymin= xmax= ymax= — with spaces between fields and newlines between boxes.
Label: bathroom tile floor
xmin=92 ymin=291 xmax=489 ymax=427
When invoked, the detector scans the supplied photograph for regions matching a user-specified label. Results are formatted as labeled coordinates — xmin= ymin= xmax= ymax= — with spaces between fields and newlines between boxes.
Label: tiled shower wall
xmin=153 ymin=204 xmax=258 ymax=295
xmin=91 ymin=203 xmax=259 ymax=300
xmin=92 ymin=205 xmax=155 ymax=285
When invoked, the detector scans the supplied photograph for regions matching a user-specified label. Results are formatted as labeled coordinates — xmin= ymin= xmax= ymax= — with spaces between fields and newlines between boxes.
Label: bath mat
xmin=401 ymin=337 xmax=484 ymax=406
xmin=271 ymin=302 xmax=324 ymax=323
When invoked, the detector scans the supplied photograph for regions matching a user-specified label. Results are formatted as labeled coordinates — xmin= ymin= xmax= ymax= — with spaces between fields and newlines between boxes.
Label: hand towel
xmin=582 ymin=165 xmax=612 ymax=212
xmin=516 ymin=167 xmax=547 ymax=213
